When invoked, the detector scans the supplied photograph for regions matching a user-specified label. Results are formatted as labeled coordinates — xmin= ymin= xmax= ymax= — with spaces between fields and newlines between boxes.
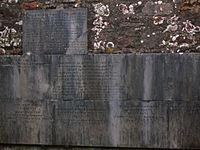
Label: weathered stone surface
xmin=0 ymin=54 xmax=200 ymax=149
xmin=23 ymin=9 xmax=87 ymax=55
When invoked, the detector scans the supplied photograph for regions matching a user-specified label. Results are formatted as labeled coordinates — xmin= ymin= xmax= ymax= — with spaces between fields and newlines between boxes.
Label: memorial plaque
xmin=23 ymin=9 xmax=87 ymax=55
xmin=0 ymin=54 xmax=200 ymax=149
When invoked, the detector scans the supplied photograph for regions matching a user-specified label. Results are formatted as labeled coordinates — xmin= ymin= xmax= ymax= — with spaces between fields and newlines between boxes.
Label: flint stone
xmin=142 ymin=1 xmax=173 ymax=15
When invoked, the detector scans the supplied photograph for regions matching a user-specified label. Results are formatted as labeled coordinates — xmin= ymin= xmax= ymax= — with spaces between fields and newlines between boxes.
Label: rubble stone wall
xmin=1 ymin=0 xmax=200 ymax=54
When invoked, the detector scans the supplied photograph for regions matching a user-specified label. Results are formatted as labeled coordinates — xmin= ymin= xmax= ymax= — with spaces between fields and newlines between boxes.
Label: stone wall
xmin=1 ymin=0 xmax=200 ymax=54
xmin=0 ymin=54 xmax=200 ymax=149
xmin=0 ymin=2 xmax=200 ymax=150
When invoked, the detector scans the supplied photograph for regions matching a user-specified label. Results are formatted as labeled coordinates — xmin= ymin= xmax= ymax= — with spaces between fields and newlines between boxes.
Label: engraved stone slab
xmin=0 ymin=54 xmax=200 ymax=149
xmin=23 ymin=9 xmax=87 ymax=55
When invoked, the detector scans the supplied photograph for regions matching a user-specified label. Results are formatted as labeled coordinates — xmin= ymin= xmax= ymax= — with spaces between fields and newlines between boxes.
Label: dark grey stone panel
xmin=23 ymin=9 xmax=87 ymax=55
xmin=168 ymin=101 xmax=200 ymax=149
xmin=0 ymin=54 xmax=200 ymax=149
